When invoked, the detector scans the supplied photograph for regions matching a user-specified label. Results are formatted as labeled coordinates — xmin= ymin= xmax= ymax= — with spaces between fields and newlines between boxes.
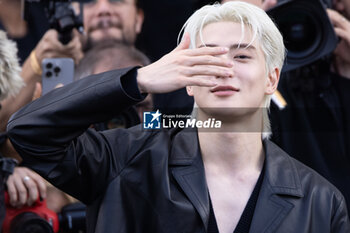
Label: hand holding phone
xmin=41 ymin=58 xmax=74 ymax=95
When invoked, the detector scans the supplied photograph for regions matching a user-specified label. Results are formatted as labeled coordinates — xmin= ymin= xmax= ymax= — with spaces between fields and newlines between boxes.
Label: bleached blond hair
xmin=180 ymin=1 xmax=285 ymax=139
xmin=0 ymin=30 xmax=24 ymax=101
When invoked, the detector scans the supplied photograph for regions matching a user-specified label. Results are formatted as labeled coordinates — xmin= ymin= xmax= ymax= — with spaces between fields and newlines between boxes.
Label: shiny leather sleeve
xmin=6 ymin=67 xmax=146 ymax=203
xmin=331 ymin=195 xmax=350 ymax=233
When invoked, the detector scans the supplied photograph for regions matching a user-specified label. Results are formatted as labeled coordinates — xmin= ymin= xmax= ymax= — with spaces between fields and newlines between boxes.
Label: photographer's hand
xmin=6 ymin=167 xmax=47 ymax=207
xmin=327 ymin=9 xmax=350 ymax=79
xmin=136 ymin=33 xmax=233 ymax=94
xmin=34 ymin=29 xmax=84 ymax=66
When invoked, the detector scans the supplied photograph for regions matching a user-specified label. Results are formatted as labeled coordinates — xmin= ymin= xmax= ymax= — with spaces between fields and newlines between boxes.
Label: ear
xmin=186 ymin=86 xmax=194 ymax=96
xmin=265 ymin=67 xmax=280 ymax=95
xmin=135 ymin=9 xmax=144 ymax=34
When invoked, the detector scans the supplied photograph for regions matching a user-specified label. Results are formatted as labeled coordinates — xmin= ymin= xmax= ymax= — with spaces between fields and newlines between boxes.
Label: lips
xmin=210 ymin=85 xmax=239 ymax=93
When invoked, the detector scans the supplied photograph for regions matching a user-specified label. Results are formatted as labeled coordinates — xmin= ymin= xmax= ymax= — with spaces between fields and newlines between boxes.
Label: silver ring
xmin=23 ymin=176 xmax=31 ymax=182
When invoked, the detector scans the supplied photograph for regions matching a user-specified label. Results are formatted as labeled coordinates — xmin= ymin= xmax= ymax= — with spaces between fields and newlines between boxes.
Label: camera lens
xmin=267 ymin=0 xmax=337 ymax=72
xmin=10 ymin=212 xmax=54 ymax=233
xmin=45 ymin=71 xmax=53 ymax=78
xmin=46 ymin=63 xmax=53 ymax=69
xmin=54 ymin=66 xmax=61 ymax=74
xmin=273 ymin=6 xmax=322 ymax=61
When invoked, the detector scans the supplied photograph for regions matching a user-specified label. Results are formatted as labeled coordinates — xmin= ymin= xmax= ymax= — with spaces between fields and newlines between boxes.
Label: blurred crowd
xmin=0 ymin=0 xmax=349 ymax=232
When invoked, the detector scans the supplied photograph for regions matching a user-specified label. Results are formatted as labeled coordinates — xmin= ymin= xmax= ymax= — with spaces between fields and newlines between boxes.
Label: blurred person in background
xmin=0 ymin=0 xmax=48 ymax=63
xmin=75 ymin=40 xmax=152 ymax=129
xmin=83 ymin=0 xmax=144 ymax=49
xmin=0 ymin=30 xmax=47 ymax=226
xmin=0 ymin=0 xmax=144 ymax=132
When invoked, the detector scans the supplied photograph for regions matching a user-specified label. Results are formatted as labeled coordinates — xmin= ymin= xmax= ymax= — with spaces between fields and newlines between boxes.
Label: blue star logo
xmin=143 ymin=110 xmax=162 ymax=129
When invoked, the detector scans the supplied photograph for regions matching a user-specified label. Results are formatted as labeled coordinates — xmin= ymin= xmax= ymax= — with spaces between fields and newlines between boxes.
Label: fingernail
xmin=228 ymin=61 xmax=234 ymax=66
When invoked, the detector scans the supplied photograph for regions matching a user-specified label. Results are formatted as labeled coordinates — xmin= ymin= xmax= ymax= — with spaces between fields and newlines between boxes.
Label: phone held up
xmin=41 ymin=58 xmax=74 ymax=95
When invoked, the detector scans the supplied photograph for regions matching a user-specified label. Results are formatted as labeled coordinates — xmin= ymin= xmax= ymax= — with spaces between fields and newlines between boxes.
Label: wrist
xmin=136 ymin=67 xmax=147 ymax=94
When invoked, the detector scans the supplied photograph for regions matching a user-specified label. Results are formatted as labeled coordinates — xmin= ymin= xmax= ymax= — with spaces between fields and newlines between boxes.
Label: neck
xmin=199 ymin=131 xmax=264 ymax=175
xmin=196 ymin=107 xmax=266 ymax=174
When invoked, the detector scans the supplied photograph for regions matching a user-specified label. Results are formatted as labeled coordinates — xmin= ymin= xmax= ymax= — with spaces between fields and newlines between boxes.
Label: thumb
xmin=174 ymin=33 xmax=191 ymax=51
xmin=32 ymin=82 xmax=42 ymax=100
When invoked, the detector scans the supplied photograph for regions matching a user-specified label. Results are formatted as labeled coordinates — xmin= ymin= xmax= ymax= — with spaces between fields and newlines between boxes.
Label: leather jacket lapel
xmin=250 ymin=140 xmax=304 ymax=233
xmin=169 ymin=128 xmax=210 ymax=231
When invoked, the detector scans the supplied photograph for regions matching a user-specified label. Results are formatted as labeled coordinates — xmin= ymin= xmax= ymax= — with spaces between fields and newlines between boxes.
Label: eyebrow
xmin=198 ymin=43 xmax=256 ymax=50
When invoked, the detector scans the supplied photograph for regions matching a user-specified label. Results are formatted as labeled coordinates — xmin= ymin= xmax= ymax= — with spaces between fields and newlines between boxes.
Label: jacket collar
xmin=169 ymin=128 xmax=304 ymax=231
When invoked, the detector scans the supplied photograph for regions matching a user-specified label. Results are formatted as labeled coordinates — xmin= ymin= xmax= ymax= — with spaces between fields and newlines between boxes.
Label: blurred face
xmin=84 ymin=0 xmax=144 ymax=45
xmin=187 ymin=22 xmax=278 ymax=118
xmin=333 ymin=0 xmax=350 ymax=19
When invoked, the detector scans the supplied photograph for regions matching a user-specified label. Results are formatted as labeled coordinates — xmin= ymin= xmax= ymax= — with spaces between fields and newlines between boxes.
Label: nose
xmin=96 ymin=0 xmax=113 ymax=16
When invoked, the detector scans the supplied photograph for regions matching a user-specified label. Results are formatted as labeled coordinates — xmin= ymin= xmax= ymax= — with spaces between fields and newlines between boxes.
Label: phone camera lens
xmin=54 ymin=67 xmax=61 ymax=74
xmin=46 ymin=63 xmax=53 ymax=69
xmin=46 ymin=71 xmax=52 ymax=78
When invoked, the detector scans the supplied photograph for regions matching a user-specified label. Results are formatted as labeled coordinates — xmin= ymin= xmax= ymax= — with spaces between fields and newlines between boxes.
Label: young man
xmin=7 ymin=2 xmax=350 ymax=233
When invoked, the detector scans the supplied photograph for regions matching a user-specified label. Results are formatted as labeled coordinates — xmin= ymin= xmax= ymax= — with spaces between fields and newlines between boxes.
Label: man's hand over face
xmin=136 ymin=34 xmax=234 ymax=94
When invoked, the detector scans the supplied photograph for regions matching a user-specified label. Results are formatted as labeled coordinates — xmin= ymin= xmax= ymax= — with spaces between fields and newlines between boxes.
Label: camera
xmin=23 ymin=0 xmax=84 ymax=44
xmin=267 ymin=0 xmax=338 ymax=72
xmin=2 ymin=192 xmax=59 ymax=233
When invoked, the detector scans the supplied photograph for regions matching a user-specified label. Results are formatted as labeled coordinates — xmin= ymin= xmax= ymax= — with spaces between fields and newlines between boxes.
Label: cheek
xmin=83 ymin=9 xmax=94 ymax=26
xmin=120 ymin=7 xmax=137 ymax=21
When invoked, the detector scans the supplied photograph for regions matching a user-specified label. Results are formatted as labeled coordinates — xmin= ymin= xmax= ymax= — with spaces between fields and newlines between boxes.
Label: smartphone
xmin=41 ymin=58 xmax=74 ymax=95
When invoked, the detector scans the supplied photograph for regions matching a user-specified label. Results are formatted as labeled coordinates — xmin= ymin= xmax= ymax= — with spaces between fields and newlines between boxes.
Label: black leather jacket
xmin=7 ymin=67 xmax=350 ymax=233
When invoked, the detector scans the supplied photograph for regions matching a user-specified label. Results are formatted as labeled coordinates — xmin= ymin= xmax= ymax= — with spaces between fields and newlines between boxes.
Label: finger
xmin=24 ymin=169 xmax=47 ymax=199
xmin=327 ymin=9 xmax=349 ymax=27
xmin=55 ymin=83 xmax=64 ymax=89
xmin=13 ymin=175 xmax=28 ymax=207
xmin=42 ymin=30 xmax=65 ymax=51
xmin=33 ymin=82 xmax=42 ymax=100
xmin=46 ymin=30 xmax=66 ymax=50
xmin=174 ymin=33 xmax=191 ymax=51
xmin=182 ymin=55 xmax=234 ymax=67
xmin=184 ymin=76 xmax=218 ymax=87
xmin=24 ymin=177 xmax=39 ymax=206
xmin=185 ymin=46 xmax=229 ymax=56
xmin=34 ymin=178 xmax=47 ymax=200
xmin=181 ymin=65 xmax=234 ymax=78
xmin=334 ymin=28 xmax=350 ymax=42
xmin=6 ymin=176 xmax=19 ymax=206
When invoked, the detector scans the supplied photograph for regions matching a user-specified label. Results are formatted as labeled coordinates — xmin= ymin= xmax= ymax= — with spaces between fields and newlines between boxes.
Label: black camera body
xmin=23 ymin=0 xmax=83 ymax=44
xmin=267 ymin=0 xmax=338 ymax=72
